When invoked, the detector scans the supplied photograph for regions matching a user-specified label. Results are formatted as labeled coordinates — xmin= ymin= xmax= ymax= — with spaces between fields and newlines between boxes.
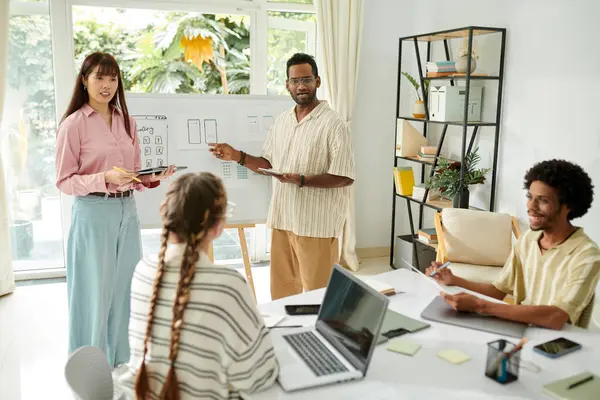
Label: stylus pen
xmin=567 ymin=375 xmax=594 ymax=390
xmin=113 ymin=166 xmax=142 ymax=182
xmin=428 ymin=261 xmax=451 ymax=277
xmin=269 ymin=325 xmax=303 ymax=329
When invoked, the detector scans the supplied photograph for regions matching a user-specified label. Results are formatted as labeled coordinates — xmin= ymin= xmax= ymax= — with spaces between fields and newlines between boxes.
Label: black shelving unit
xmin=389 ymin=26 xmax=507 ymax=269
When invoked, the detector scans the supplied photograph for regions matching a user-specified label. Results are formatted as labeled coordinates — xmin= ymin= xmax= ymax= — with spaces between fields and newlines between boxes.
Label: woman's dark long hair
xmin=61 ymin=52 xmax=133 ymax=139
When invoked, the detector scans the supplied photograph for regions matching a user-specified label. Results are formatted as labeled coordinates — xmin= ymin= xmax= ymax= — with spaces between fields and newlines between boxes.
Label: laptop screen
xmin=316 ymin=265 xmax=388 ymax=374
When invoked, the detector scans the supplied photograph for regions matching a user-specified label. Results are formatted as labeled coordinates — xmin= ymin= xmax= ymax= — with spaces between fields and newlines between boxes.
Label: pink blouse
xmin=56 ymin=104 xmax=159 ymax=196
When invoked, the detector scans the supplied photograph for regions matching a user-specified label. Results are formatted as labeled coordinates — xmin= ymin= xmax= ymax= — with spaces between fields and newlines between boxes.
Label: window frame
xmin=5 ymin=0 xmax=315 ymax=279
xmin=6 ymin=1 xmax=65 ymax=279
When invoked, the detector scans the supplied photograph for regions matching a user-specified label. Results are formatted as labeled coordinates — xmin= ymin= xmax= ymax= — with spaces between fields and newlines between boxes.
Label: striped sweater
xmin=114 ymin=243 xmax=279 ymax=399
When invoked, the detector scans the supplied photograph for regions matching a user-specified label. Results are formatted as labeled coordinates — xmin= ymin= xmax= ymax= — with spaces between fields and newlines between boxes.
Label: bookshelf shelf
xmin=396 ymin=193 xmax=483 ymax=212
xmin=390 ymin=26 xmax=506 ymax=270
xmin=424 ymin=75 xmax=500 ymax=81
xmin=396 ymin=155 xmax=459 ymax=166
xmin=401 ymin=26 xmax=504 ymax=42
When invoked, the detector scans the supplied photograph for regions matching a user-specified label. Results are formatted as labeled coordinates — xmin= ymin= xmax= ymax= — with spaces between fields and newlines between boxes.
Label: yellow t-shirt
xmin=493 ymin=228 xmax=600 ymax=328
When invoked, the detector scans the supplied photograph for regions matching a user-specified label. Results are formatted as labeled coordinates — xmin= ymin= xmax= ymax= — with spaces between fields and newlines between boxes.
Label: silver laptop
xmin=274 ymin=264 xmax=390 ymax=392
xmin=420 ymin=296 xmax=527 ymax=338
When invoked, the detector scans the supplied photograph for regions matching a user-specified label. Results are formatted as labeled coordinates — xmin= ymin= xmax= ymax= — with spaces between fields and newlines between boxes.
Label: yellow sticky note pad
xmin=387 ymin=339 xmax=421 ymax=356
xmin=437 ymin=349 xmax=470 ymax=365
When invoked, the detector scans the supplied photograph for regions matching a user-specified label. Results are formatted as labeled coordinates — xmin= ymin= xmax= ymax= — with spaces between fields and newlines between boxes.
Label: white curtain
xmin=316 ymin=0 xmax=364 ymax=271
xmin=0 ymin=0 xmax=16 ymax=296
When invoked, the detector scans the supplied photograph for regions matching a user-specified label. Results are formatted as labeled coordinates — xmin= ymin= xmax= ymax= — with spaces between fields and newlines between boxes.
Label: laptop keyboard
xmin=283 ymin=331 xmax=349 ymax=377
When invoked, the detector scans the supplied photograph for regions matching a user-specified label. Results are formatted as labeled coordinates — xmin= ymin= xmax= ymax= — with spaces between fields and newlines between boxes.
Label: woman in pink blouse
xmin=56 ymin=52 xmax=174 ymax=368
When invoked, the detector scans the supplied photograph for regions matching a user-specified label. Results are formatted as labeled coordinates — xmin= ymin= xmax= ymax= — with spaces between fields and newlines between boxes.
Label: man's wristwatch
xmin=299 ymin=175 xmax=305 ymax=188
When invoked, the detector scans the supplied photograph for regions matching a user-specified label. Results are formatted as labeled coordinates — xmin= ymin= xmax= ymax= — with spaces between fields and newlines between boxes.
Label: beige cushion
xmin=442 ymin=208 xmax=513 ymax=267
xmin=449 ymin=262 xmax=502 ymax=284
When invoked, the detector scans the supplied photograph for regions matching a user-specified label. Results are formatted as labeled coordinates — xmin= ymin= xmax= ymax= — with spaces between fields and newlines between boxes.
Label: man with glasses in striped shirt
xmin=209 ymin=53 xmax=355 ymax=300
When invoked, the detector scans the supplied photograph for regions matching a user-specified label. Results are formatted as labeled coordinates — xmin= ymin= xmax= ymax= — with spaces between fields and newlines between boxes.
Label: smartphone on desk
xmin=285 ymin=304 xmax=320 ymax=316
xmin=533 ymin=337 xmax=582 ymax=358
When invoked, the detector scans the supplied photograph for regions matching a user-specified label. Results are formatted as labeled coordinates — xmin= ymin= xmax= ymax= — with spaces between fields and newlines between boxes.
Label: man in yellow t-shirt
xmin=427 ymin=160 xmax=600 ymax=329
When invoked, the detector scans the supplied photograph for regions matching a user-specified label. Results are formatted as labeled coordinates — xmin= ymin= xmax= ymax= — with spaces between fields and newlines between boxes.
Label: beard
xmin=290 ymin=89 xmax=317 ymax=106
xmin=529 ymin=209 xmax=560 ymax=231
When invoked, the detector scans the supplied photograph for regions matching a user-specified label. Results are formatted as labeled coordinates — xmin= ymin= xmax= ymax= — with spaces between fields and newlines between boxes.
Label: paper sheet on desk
xmin=400 ymin=258 xmax=506 ymax=304
xmin=431 ymin=280 xmax=507 ymax=304
xmin=261 ymin=313 xmax=285 ymax=328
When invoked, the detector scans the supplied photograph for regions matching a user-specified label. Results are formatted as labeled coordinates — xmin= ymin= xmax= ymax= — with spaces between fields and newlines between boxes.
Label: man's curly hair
xmin=524 ymin=160 xmax=594 ymax=220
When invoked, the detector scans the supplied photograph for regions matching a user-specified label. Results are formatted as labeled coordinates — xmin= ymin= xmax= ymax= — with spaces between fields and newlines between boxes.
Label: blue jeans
xmin=66 ymin=195 xmax=142 ymax=367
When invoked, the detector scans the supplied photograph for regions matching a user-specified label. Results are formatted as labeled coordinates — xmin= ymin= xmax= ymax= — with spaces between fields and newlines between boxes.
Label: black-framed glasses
xmin=288 ymin=77 xmax=316 ymax=86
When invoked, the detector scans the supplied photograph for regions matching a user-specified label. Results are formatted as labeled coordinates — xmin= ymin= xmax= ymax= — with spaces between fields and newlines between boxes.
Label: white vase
xmin=455 ymin=55 xmax=477 ymax=74
xmin=412 ymin=100 xmax=425 ymax=119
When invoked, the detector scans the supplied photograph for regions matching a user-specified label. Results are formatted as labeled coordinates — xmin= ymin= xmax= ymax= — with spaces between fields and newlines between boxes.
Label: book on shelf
xmin=417 ymin=228 xmax=437 ymax=240
xmin=394 ymin=167 xmax=415 ymax=196
xmin=411 ymin=184 xmax=440 ymax=201
xmin=417 ymin=151 xmax=436 ymax=161
xmin=420 ymin=146 xmax=438 ymax=156
xmin=417 ymin=235 xmax=438 ymax=245
xmin=426 ymin=61 xmax=456 ymax=73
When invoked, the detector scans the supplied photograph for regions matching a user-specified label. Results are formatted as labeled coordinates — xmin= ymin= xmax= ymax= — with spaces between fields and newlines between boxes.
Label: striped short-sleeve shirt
xmin=493 ymin=228 xmax=600 ymax=328
xmin=261 ymin=101 xmax=355 ymax=238
xmin=114 ymin=244 xmax=279 ymax=399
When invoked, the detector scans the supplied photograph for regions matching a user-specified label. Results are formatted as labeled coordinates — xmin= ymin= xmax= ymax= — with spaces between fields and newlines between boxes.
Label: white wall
xmin=353 ymin=0 xmax=600 ymax=250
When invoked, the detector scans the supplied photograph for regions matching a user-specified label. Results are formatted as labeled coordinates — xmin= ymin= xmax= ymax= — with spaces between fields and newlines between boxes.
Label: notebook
xmin=380 ymin=310 xmax=430 ymax=334
xmin=543 ymin=372 xmax=600 ymax=400
xmin=362 ymin=278 xmax=396 ymax=296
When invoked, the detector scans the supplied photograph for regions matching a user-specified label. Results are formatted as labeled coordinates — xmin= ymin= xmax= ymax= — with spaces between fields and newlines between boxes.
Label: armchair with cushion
xmin=433 ymin=208 xmax=521 ymax=284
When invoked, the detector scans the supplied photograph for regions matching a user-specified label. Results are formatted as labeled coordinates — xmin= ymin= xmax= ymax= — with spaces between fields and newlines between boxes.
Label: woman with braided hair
xmin=114 ymin=172 xmax=279 ymax=399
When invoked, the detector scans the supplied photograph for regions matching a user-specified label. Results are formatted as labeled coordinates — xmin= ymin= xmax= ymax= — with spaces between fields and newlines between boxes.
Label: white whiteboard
xmin=127 ymin=94 xmax=294 ymax=228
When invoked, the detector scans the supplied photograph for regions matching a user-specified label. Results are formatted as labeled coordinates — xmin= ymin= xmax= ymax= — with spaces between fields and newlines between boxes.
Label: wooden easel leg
xmin=208 ymin=243 xmax=214 ymax=263
xmin=238 ymin=228 xmax=257 ymax=302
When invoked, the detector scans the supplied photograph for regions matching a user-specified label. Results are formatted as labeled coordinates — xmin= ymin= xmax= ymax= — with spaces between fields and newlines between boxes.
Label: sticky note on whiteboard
xmin=204 ymin=119 xmax=218 ymax=143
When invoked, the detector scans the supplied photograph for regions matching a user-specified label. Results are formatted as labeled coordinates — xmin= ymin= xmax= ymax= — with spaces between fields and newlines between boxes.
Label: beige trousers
xmin=270 ymin=229 xmax=339 ymax=300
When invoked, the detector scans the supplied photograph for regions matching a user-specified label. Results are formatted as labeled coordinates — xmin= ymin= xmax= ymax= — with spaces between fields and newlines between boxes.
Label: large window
xmin=72 ymin=7 xmax=251 ymax=94
xmin=3 ymin=0 xmax=316 ymax=277
xmin=267 ymin=11 xmax=317 ymax=95
xmin=2 ymin=7 xmax=64 ymax=272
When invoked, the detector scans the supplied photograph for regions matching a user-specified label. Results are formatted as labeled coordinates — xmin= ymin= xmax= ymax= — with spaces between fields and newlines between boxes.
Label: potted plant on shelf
xmin=401 ymin=72 xmax=429 ymax=118
xmin=426 ymin=147 xmax=490 ymax=208
xmin=455 ymin=37 xmax=479 ymax=74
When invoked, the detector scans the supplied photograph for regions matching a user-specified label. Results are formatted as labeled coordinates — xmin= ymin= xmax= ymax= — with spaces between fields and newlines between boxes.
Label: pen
xmin=428 ymin=261 xmax=451 ymax=277
xmin=113 ymin=166 xmax=142 ymax=183
xmin=269 ymin=325 xmax=303 ymax=329
xmin=567 ymin=375 xmax=594 ymax=390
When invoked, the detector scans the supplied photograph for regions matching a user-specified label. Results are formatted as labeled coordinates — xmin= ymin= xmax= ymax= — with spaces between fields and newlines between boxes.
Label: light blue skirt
xmin=66 ymin=194 xmax=142 ymax=367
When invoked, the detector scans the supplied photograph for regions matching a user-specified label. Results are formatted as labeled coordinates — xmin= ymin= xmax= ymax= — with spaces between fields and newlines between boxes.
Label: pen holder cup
xmin=485 ymin=339 xmax=521 ymax=384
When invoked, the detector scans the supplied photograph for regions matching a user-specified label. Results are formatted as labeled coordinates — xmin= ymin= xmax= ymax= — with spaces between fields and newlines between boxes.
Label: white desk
xmin=255 ymin=269 xmax=600 ymax=399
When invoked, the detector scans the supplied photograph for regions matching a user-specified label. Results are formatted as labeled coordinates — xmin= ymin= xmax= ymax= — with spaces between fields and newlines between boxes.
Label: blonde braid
xmin=159 ymin=210 xmax=210 ymax=400
xmin=135 ymin=227 xmax=169 ymax=400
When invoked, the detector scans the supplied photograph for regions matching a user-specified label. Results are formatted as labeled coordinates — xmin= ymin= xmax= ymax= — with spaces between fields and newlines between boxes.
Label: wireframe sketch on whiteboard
xmin=263 ymin=115 xmax=274 ymax=134
xmin=204 ymin=119 xmax=218 ymax=143
xmin=188 ymin=119 xmax=201 ymax=144
xmin=247 ymin=116 xmax=259 ymax=137
xmin=236 ymin=165 xmax=249 ymax=180
xmin=221 ymin=162 xmax=233 ymax=180
xmin=134 ymin=115 xmax=168 ymax=168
